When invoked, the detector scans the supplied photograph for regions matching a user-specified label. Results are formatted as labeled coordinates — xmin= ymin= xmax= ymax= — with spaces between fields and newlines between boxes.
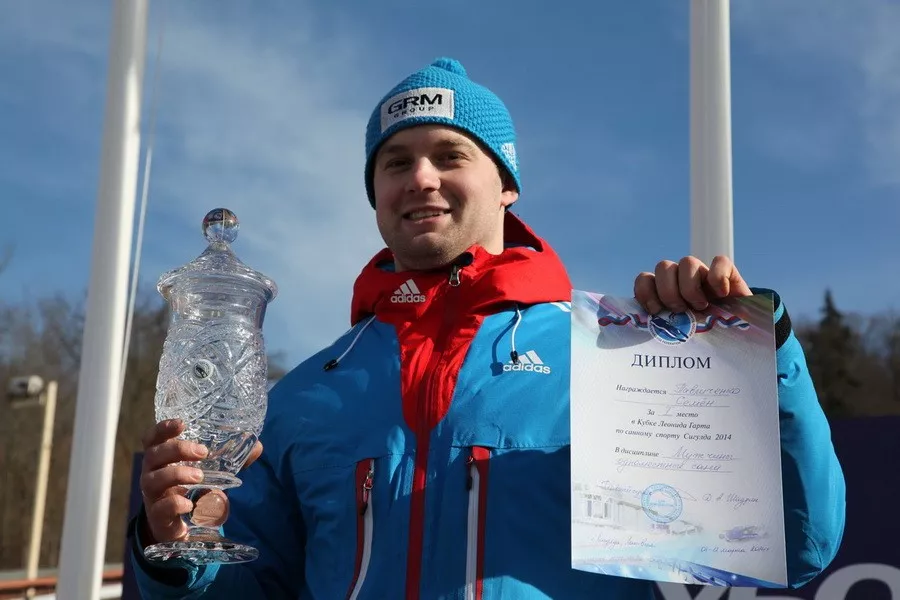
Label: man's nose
xmin=406 ymin=159 xmax=440 ymax=193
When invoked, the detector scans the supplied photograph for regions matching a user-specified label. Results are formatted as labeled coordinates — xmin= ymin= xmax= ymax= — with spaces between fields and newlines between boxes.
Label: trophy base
xmin=144 ymin=527 xmax=258 ymax=564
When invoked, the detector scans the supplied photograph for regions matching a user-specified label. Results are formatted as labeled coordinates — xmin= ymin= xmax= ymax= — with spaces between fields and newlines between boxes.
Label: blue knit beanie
xmin=364 ymin=57 xmax=520 ymax=207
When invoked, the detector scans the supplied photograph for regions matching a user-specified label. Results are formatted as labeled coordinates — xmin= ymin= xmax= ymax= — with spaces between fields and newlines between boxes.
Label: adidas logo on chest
xmin=391 ymin=279 xmax=426 ymax=304
xmin=504 ymin=350 xmax=552 ymax=374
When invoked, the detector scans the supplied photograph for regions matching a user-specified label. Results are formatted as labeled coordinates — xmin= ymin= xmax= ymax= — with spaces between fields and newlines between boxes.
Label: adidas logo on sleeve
xmin=503 ymin=350 xmax=552 ymax=374
xmin=391 ymin=279 xmax=426 ymax=304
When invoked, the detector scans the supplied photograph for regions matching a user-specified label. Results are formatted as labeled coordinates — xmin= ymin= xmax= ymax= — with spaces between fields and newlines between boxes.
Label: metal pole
xmin=56 ymin=1 xmax=148 ymax=598
xmin=690 ymin=0 xmax=734 ymax=263
xmin=25 ymin=380 xmax=57 ymax=599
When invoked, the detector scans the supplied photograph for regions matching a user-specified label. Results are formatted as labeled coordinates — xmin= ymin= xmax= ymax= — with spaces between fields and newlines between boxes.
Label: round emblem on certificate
xmin=641 ymin=483 xmax=683 ymax=523
xmin=648 ymin=310 xmax=697 ymax=345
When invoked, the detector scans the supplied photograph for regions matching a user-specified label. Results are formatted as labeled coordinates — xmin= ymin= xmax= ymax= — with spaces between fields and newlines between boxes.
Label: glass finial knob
xmin=202 ymin=208 xmax=239 ymax=244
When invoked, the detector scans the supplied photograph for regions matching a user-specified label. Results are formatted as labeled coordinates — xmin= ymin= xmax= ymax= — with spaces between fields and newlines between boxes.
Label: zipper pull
xmin=466 ymin=454 xmax=475 ymax=490
xmin=449 ymin=264 xmax=462 ymax=287
xmin=360 ymin=464 xmax=374 ymax=515
xmin=449 ymin=252 xmax=474 ymax=287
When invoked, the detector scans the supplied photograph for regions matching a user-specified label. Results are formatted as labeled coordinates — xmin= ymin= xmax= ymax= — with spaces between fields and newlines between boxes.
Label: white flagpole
xmin=690 ymin=0 xmax=734 ymax=263
xmin=56 ymin=1 xmax=148 ymax=598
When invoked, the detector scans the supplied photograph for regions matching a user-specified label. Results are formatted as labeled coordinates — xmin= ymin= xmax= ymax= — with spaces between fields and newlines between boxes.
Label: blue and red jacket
xmin=132 ymin=213 xmax=845 ymax=599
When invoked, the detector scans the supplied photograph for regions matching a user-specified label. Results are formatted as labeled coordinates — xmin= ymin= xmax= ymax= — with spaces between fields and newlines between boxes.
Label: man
xmin=131 ymin=58 xmax=845 ymax=599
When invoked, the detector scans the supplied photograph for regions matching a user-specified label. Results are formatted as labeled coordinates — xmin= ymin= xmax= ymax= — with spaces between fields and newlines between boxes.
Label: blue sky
xmin=1 ymin=0 xmax=898 ymax=367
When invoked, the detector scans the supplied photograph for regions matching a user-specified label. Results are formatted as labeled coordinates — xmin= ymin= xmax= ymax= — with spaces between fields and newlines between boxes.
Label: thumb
xmin=190 ymin=490 xmax=229 ymax=528
xmin=244 ymin=441 xmax=264 ymax=469
xmin=727 ymin=264 xmax=752 ymax=297
xmin=709 ymin=256 xmax=752 ymax=298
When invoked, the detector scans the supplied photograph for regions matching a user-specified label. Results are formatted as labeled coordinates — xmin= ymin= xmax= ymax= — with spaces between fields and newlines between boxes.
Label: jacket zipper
xmin=406 ymin=256 xmax=473 ymax=600
xmin=347 ymin=459 xmax=375 ymax=600
xmin=465 ymin=446 xmax=490 ymax=600
xmin=449 ymin=262 xmax=463 ymax=286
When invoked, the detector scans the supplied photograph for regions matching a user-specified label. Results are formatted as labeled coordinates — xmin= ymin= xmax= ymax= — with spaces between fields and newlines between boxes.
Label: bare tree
xmin=0 ymin=285 xmax=288 ymax=568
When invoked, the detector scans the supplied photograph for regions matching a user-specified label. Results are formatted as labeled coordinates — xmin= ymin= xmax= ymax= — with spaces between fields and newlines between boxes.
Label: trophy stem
xmin=143 ymin=485 xmax=257 ymax=565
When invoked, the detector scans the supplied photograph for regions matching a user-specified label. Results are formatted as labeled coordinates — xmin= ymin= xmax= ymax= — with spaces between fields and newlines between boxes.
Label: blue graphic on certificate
xmin=570 ymin=291 xmax=787 ymax=587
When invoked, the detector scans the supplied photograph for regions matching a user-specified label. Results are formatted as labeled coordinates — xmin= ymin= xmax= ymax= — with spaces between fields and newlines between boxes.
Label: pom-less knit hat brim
xmin=364 ymin=58 xmax=520 ymax=208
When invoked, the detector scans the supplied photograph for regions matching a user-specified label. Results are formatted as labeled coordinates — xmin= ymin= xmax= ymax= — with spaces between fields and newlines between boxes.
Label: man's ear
xmin=500 ymin=170 xmax=517 ymax=193
xmin=502 ymin=170 xmax=519 ymax=209
xmin=501 ymin=189 xmax=518 ymax=210
xmin=499 ymin=168 xmax=519 ymax=212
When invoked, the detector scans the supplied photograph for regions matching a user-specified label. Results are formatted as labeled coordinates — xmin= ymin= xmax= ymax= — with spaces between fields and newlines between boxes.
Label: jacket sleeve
xmin=757 ymin=288 xmax=846 ymax=588
xmin=130 ymin=446 xmax=306 ymax=599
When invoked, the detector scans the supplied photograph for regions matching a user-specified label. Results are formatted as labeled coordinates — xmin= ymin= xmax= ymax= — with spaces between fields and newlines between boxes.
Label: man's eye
xmin=441 ymin=152 xmax=462 ymax=162
xmin=384 ymin=158 xmax=409 ymax=169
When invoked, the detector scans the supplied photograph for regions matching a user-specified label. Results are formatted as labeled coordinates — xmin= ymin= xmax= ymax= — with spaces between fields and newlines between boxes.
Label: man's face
xmin=372 ymin=125 xmax=518 ymax=272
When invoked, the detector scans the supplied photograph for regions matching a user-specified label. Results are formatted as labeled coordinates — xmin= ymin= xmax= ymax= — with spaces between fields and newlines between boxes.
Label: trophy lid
xmin=157 ymin=208 xmax=278 ymax=302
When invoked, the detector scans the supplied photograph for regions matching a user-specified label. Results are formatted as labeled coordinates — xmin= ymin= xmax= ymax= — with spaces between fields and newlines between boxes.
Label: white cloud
xmin=1 ymin=0 xmax=392 ymax=365
xmin=732 ymin=0 xmax=900 ymax=187
xmin=744 ymin=118 xmax=844 ymax=172
xmin=0 ymin=1 xmax=110 ymax=202
xmin=0 ymin=0 xmax=108 ymax=57
xmin=857 ymin=3 xmax=900 ymax=186
xmin=143 ymin=2 xmax=389 ymax=364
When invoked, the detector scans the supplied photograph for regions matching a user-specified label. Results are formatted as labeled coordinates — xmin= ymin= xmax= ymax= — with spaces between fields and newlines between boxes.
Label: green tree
xmin=803 ymin=290 xmax=862 ymax=418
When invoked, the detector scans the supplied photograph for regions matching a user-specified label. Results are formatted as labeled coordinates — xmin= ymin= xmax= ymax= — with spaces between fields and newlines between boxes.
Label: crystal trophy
xmin=144 ymin=208 xmax=277 ymax=564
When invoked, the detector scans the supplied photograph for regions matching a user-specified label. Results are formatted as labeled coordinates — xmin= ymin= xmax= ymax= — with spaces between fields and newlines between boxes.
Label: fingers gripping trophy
xmin=144 ymin=209 xmax=277 ymax=564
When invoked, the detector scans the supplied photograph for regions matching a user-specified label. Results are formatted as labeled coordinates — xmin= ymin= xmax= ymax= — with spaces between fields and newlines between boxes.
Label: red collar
xmin=350 ymin=213 xmax=572 ymax=325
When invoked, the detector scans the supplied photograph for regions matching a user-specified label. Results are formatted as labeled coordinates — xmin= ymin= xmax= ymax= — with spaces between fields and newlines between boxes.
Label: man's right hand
xmin=139 ymin=419 xmax=263 ymax=550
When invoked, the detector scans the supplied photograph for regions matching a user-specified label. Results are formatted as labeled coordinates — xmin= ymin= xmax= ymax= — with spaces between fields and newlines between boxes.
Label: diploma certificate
xmin=570 ymin=291 xmax=786 ymax=587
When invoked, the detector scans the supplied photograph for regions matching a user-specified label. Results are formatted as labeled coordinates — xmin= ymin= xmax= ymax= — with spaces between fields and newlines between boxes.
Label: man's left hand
xmin=634 ymin=255 xmax=752 ymax=315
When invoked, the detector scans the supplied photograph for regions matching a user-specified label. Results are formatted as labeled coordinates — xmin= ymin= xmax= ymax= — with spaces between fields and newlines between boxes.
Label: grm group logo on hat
xmin=380 ymin=87 xmax=455 ymax=132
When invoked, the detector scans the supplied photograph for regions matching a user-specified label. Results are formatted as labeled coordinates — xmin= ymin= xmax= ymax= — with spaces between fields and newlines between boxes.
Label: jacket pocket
xmin=346 ymin=458 xmax=375 ymax=600
xmin=465 ymin=447 xmax=490 ymax=600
